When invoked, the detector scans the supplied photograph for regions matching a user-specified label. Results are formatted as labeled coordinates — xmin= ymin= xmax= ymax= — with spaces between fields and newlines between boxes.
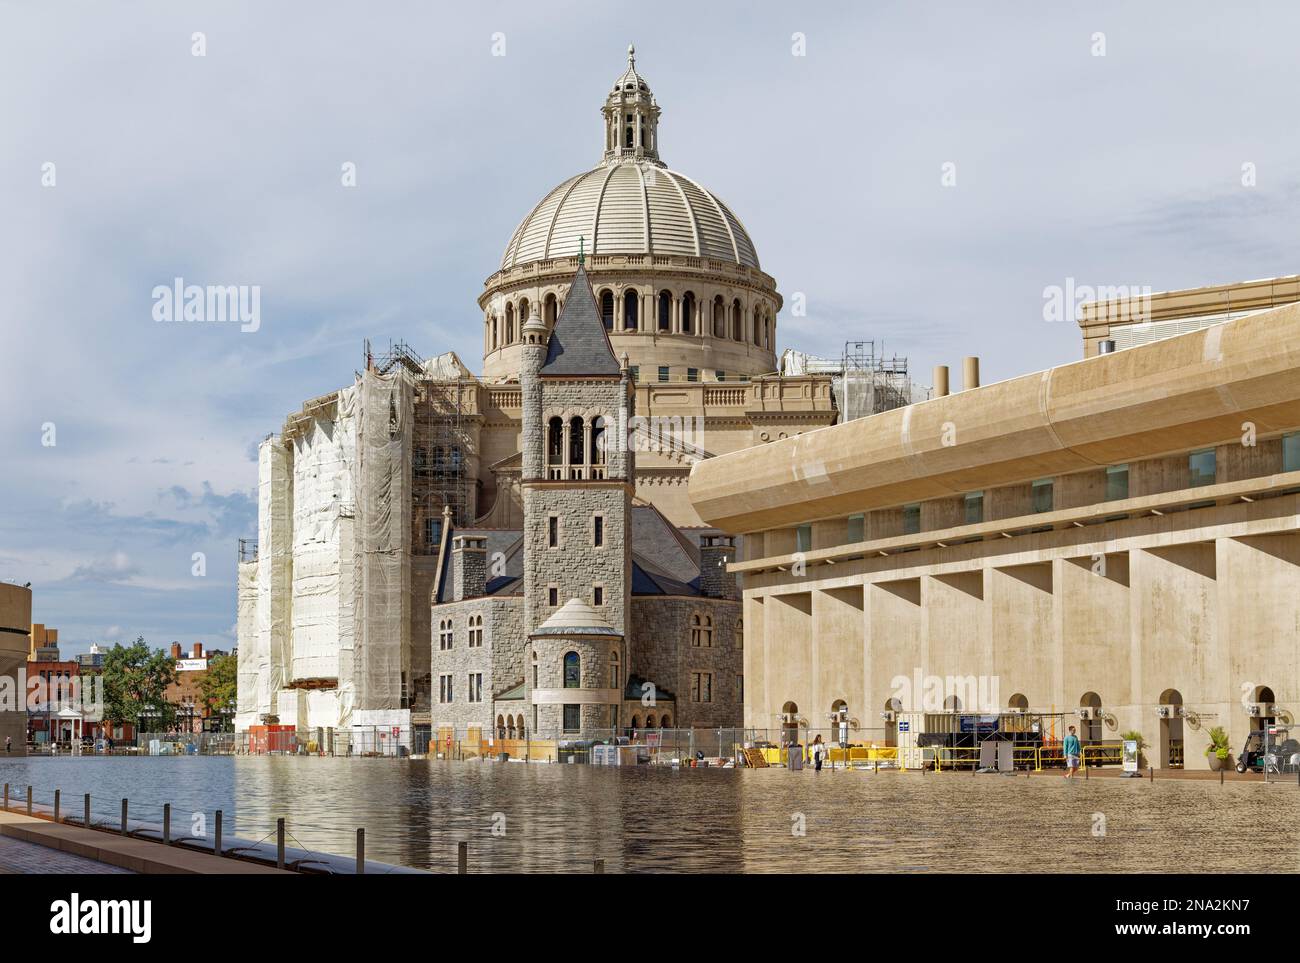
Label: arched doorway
xmin=1158 ymin=688 xmax=1184 ymax=769
xmin=830 ymin=699 xmax=848 ymax=746
xmin=781 ymin=701 xmax=799 ymax=747
xmin=884 ymin=697 xmax=902 ymax=747
xmin=1079 ymin=692 xmax=1103 ymax=746
xmin=1251 ymin=685 xmax=1277 ymax=731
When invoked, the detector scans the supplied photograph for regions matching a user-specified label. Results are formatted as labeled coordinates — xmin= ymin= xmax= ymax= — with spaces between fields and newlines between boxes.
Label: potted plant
xmin=1205 ymin=726 xmax=1230 ymax=771
xmin=1121 ymin=729 xmax=1148 ymax=769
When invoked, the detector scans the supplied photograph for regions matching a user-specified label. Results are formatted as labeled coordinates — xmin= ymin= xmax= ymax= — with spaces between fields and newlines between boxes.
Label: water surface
xmin=2 ymin=757 xmax=1294 ymax=873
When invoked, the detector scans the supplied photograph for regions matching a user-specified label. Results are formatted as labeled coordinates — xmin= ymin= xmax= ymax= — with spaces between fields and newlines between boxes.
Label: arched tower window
xmin=609 ymin=649 xmax=621 ymax=690
xmin=569 ymin=416 xmax=585 ymax=468
xmin=658 ymin=291 xmax=672 ymax=331
xmin=547 ymin=417 xmax=563 ymax=468
xmin=600 ymin=290 xmax=615 ymax=330
xmin=563 ymin=651 xmax=581 ymax=688
xmin=623 ymin=289 xmax=639 ymax=331
xmin=591 ymin=416 xmax=606 ymax=467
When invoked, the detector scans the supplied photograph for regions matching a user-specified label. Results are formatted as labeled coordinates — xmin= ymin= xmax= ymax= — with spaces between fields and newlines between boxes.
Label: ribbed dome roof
xmin=500 ymin=162 xmax=760 ymax=271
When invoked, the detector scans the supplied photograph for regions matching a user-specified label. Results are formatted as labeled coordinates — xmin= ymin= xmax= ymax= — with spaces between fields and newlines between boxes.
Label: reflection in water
xmin=5 ymin=756 xmax=1298 ymax=872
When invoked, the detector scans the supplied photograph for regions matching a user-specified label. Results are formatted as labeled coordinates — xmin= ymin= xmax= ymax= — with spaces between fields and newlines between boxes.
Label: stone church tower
xmin=520 ymin=263 xmax=635 ymax=734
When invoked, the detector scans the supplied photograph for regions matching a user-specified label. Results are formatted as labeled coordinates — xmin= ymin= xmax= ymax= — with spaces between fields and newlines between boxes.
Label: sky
xmin=2 ymin=1 xmax=1298 ymax=656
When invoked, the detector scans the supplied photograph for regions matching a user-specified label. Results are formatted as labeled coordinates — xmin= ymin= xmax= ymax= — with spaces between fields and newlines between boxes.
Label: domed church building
xmin=234 ymin=48 xmax=837 ymax=749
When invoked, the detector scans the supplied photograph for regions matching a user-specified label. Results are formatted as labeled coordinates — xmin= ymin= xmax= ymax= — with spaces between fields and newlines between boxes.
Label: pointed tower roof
xmin=540 ymin=264 xmax=622 ymax=377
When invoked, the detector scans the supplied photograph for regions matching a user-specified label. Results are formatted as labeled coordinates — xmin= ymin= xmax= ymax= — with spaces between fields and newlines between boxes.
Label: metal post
xmin=1149 ymin=766 xmax=1153 ymax=781
xmin=457 ymin=840 xmax=467 ymax=874
xmin=215 ymin=810 xmax=223 ymax=855
xmin=276 ymin=818 xmax=285 ymax=869
xmin=356 ymin=828 xmax=365 ymax=874
xmin=53 ymin=789 xmax=60 ymax=823
xmin=121 ymin=798 xmax=128 ymax=834
xmin=26 ymin=785 xmax=32 ymax=815
xmin=594 ymin=858 xmax=604 ymax=874
xmin=84 ymin=793 xmax=90 ymax=828
xmin=163 ymin=804 xmax=170 ymax=844
xmin=3 ymin=783 xmax=7 ymax=810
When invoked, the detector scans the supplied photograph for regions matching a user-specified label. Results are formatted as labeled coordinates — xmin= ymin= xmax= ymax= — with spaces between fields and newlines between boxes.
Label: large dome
xmin=479 ymin=45 xmax=781 ymax=384
xmin=500 ymin=162 xmax=760 ymax=271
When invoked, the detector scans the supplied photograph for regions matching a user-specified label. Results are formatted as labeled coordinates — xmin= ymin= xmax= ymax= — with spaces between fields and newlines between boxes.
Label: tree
xmin=101 ymin=637 xmax=177 ymax=732
xmin=198 ymin=652 xmax=237 ymax=731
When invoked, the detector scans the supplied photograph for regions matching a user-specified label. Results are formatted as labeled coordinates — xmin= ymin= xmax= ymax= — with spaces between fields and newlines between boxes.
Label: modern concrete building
xmin=689 ymin=283 xmax=1300 ymax=770
xmin=0 ymin=584 xmax=31 ymax=754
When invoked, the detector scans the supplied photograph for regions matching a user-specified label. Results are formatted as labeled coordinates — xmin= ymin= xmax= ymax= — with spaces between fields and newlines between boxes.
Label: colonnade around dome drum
xmin=482 ymin=268 xmax=780 ymax=381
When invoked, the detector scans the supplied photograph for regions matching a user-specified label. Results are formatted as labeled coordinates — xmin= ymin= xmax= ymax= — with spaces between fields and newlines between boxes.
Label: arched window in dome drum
xmin=658 ymin=291 xmax=671 ymax=331
xmin=544 ymin=293 xmax=557 ymax=326
xmin=490 ymin=315 xmax=498 ymax=350
xmin=681 ymin=292 xmax=695 ymax=334
xmin=752 ymin=306 xmax=761 ymax=345
xmin=518 ymin=297 xmax=530 ymax=328
xmin=600 ymin=290 xmax=615 ymax=331
xmin=712 ymin=297 xmax=725 ymax=339
xmin=732 ymin=299 xmax=743 ymax=341
xmin=623 ymin=289 xmax=639 ymax=331
xmin=505 ymin=303 xmax=515 ymax=344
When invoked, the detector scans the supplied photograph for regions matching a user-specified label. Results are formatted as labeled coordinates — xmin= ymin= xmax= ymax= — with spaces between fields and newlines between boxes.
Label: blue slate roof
xmin=540 ymin=265 xmax=622 ymax=377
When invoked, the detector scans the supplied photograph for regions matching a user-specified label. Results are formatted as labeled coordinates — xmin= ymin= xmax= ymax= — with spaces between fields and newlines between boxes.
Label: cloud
xmin=68 ymin=551 xmax=140 ymax=584
xmin=7 ymin=1 xmax=1300 ymax=652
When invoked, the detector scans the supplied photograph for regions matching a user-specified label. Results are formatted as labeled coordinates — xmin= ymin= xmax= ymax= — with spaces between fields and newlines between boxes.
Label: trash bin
xmin=788 ymin=745 xmax=804 ymax=771
xmin=499 ymin=751 xmax=509 ymax=763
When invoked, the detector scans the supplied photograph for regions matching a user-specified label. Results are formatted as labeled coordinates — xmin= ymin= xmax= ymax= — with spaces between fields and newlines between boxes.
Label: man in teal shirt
xmin=1063 ymin=725 xmax=1082 ymax=778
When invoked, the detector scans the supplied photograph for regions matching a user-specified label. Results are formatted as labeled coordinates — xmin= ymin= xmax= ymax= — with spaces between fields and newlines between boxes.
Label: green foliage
xmin=198 ymin=652 xmax=237 ymax=730
xmin=1120 ymin=729 xmax=1147 ymax=750
xmin=101 ymin=637 xmax=177 ymax=730
xmin=1206 ymin=725 xmax=1230 ymax=760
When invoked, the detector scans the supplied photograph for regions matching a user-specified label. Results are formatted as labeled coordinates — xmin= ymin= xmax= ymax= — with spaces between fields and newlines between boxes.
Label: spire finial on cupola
xmin=603 ymin=43 xmax=661 ymax=166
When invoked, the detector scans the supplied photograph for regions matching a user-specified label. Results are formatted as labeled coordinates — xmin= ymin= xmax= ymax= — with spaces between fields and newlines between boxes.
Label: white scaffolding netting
xmin=289 ymin=392 xmax=355 ymax=684
xmin=352 ymin=368 xmax=411 ymax=713
xmin=254 ymin=438 xmax=292 ymax=721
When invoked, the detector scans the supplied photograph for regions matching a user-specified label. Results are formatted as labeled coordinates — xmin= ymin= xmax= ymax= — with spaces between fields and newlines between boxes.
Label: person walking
xmin=4 ymin=735 xmax=9 ymax=753
xmin=812 ymin=734 xmax=825 ymax=772
xmin=1063 ymin=725 xmax=1082 ymax=778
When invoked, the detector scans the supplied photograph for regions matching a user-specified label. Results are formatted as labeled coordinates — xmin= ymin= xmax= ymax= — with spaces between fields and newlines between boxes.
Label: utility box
xmin=787 ymin=745 xmax=804 ymax=771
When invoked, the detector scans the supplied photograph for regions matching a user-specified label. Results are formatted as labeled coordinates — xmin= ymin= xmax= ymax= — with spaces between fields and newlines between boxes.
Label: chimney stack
xmin=171 ymin=642 xmax=182 ymax=659
xmin=452 ymin=535 xmax=489 ymax=601
xmin=698 ymin=535 xmax=738 ymax=600
xmin=932 ymin=365 xmax=949 ymax=398
xmin=962 ymin=356 xmax=980 ymax=391
xmin=192 ymin=642 xmax=203 ymax=659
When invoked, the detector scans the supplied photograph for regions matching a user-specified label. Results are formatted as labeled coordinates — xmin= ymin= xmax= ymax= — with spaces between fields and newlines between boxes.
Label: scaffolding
xmin=367 ymin=339 xmax=474 ymax=555
xmin=781 ymin=340 xmax=925 ymax=422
